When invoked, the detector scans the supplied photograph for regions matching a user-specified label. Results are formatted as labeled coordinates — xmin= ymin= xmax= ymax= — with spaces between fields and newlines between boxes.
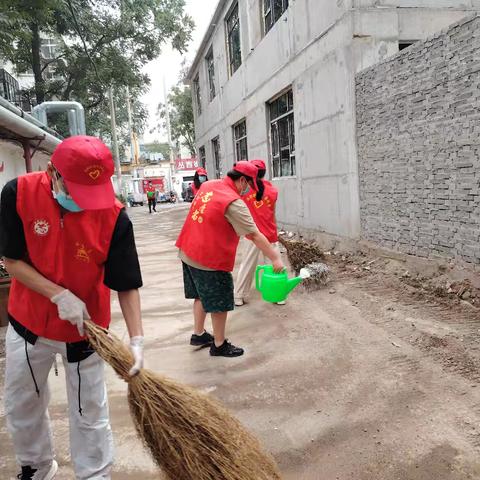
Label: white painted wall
xmin=190 ymin=0 xmax=479 ymax=237
xmin=0 ymin=140 xmax=50 ymax=190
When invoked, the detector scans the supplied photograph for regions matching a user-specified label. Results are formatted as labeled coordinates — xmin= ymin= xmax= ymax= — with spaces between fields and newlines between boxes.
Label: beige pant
xmin=234 ymin=239 xmax=278 ymax=301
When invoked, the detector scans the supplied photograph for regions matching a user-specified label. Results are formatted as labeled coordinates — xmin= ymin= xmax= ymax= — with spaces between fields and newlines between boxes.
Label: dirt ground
xmin=1 ymin=204 xmax=480 ymax=479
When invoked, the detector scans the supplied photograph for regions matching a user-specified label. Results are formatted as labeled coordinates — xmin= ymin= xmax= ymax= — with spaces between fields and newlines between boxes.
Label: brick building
xmin=187 ymin=0 xmax=479 ymax=238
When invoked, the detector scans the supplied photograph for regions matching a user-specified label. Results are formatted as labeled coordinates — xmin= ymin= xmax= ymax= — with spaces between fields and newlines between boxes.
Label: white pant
xmin=4 ymin=325 xmax=113 ymax=479
xmin=234 ymin=240 xmax=278 ymax=301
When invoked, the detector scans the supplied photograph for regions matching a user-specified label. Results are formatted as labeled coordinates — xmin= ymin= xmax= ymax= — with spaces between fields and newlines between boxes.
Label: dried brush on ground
xmin=84 ymin=321 xmax=282 ymax=480
xmin=278 ymin=236 xmax=329 ymax=289
xmin=278 ymin=236 xmax=325 ymax=275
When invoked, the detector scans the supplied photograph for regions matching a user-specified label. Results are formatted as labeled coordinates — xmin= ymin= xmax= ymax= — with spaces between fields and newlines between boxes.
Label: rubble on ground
xmin=278 ymin=231 xmax=479 ymax=308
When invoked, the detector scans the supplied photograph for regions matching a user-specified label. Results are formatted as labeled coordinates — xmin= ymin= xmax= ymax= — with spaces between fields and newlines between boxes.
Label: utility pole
xmin=163 ymin=77 xmax=175 ymax=164
xmin=108 ymin=86 xmax=122 ymax=193
xmin=125 ymin=85 xmax=136 ymax=164
xmin=163 ymin=77 xmax=176 ymax=192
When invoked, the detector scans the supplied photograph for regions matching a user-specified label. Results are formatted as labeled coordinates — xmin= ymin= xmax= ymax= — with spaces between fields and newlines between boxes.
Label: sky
xmin=140 ymin=0 xmax=219 ymax=144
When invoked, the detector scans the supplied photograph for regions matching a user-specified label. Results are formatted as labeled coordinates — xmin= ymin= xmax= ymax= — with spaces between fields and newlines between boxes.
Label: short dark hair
xmin=227 ymin=170 xmax=253 ymax=184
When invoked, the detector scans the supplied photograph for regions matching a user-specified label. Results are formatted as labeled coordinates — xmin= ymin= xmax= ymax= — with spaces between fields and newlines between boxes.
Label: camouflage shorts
xmin=182 ymin=262 xmax=234 ymax=313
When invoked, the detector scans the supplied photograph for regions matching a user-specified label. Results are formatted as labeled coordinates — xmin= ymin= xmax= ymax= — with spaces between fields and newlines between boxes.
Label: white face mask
xmin=240 ymin=179 xmax=251 ymax=196
xmin=52 ymin=171 xmax=83 ymax=212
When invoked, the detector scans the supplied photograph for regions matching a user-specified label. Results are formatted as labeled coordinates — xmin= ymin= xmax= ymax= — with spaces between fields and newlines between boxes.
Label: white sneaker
xmin=276 ymin=301 xmax=286 ymax=305
xmin=18 ymin=460 xmax=58 ymax=479
xmin=234 ymin=299 xmax=244 ymax=307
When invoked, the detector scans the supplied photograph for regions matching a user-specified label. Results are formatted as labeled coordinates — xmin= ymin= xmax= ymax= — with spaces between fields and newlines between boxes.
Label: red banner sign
xmin=142 ymin=178 xmax=165 ymax=192
xmin=175 ymin=158 xmax=199 ymax=171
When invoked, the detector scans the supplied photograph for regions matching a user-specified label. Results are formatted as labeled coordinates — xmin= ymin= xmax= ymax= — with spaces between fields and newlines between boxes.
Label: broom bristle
xmin=85 ymin=321 xmax=282 ymax=480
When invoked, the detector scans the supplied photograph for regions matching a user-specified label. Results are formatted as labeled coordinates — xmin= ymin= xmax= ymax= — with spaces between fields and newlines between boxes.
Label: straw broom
xmin=84 ymin=321 xmax=282 ymax=480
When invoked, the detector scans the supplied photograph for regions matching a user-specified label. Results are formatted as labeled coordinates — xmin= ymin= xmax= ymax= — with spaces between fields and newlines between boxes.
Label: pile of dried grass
xmin=279 ymin=236 xmax=330 ymax=289
xmin=85 ymin=321 xmax=282 ymax=480
xmin=278 ymin=236 xmax=325 ymax=275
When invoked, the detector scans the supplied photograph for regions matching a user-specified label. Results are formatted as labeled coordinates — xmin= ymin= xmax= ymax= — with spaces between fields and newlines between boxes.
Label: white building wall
xmin=190 ymin=0 xmax=480 ymax=237
xmin=0 ymin=141 xmax=50 ymax=189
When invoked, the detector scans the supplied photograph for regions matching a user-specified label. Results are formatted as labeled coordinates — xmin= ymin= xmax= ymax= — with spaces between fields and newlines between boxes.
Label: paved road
xmin=1 ymin=204 xmax=480 ymax=479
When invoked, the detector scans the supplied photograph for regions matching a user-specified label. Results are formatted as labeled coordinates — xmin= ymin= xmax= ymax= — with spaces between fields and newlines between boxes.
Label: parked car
xmin=157 ymin=192 xmax=168 ymax=203
xmin=127 ymin=192 xmax=144 ymax=207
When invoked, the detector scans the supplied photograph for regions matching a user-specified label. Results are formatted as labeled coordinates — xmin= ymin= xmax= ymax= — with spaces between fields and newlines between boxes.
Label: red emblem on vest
xmin=75 ymin=242 xmax=92 ymax=263
xmin=33 ymin=219 xmax=50 ymax=236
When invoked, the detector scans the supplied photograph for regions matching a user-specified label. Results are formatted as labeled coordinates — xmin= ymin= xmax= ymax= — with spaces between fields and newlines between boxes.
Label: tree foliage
xmin=0 ymin=0 xmax=194 ymax=151
xmin=155 ymin=84 xmax=195 ymax=156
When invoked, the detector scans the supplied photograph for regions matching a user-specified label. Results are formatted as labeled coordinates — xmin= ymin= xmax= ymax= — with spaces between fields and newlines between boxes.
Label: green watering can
xmin=255 ymin=265 xmax=303 ymax=303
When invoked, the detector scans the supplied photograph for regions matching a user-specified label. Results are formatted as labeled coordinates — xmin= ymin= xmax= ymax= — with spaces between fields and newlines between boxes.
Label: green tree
xmin=0 ymin=0 xmax=194 ymax=146
xmin=155 ymin=84 xmax=195 ymax=156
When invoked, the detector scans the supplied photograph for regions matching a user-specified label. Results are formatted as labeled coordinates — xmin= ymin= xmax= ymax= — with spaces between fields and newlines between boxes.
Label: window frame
xmin=268 ymin=88 xmax=295 ymax=178
xmin=225 ymin=2 xmax=242 ymax=76
xmin=193 ymin=73 xmax=202 ymax=116
xmin=205 ymin=47 xmax=216 ymax=101
xmin=199 ymin=146 xmax=206 ymax=169
xmin=262 ymin=0 xmax=289 ymax=35
xmin=211 ymin=137 xmax=221 ymax=179
xmin=232 ymin=118 xmax=248 ymax=162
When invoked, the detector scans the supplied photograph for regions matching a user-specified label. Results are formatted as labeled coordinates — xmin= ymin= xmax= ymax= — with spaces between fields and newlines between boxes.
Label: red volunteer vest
xmin=8 ymin=172 xmax=122 ymax=342
xmin=191 ymin=183 xmax=198 ymax=196
xmin=243 ymin=180 xmax=278 ymax=243
xmin=176 ymin=178 xmax=240 ymax=271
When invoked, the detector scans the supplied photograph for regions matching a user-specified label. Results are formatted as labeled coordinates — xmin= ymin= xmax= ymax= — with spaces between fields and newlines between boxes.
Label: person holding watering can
xmin=176 ymin=162 xmax=284 ymax=357
xmin=234 ymin=159 xmax=282 ymax=306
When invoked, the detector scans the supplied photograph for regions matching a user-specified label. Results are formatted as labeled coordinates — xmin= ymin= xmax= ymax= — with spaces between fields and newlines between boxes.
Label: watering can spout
xmin=286 ymin=276 xmax=303 ymax=294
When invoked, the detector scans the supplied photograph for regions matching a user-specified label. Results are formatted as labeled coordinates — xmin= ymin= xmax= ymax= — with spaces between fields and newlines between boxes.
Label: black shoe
xmin=17 ymin=466 xmax=37 ymax=480
xmin=17 ymin=460 xmax=58 ymax=479
xmin=190 ymin=331 xmax=214 ymax=346
xmin=210 ymin=340 xmax=244 ymax=357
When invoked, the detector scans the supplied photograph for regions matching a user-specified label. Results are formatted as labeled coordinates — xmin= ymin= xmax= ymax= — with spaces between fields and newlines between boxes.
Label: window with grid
xmin=212 ymin=137 xmax=221 ymax=179
xmin=233 ymin=119 xmax=248 ymax=162
xmin=263 ymin=0 xmax=289 ymax=35
xmin=193 ymin=74 xmax=202 ymax=115
xmin=269 ymin=89 xmax=295 ymax=178
xmin=199 ymin=146 xmax=206 ymax=169
xmin=226 ymin=2 xmax=242 ymax=75
xmin=41 ymin=38 xmax=61 ymax=81
xmin=205 ymin=48 xmax=216 ymax=100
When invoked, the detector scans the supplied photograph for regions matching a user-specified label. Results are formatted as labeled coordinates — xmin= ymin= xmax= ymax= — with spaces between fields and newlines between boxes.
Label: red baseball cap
xmin=51 ymin=136 xmax=115 ymax=210
xmin=233 ymin=162 xmax=258 ymax=191
xmin=196 ymin=167 xmax=208 ymax=176
xmin=250 ymin=159 xmax=266 ymax=170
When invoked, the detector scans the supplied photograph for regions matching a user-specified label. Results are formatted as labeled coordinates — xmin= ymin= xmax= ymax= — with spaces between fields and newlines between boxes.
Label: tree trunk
xmin=31 ymin=22 xmax=45 ymax=105
xmin=185 ymin=134 xmax=196 ymax=156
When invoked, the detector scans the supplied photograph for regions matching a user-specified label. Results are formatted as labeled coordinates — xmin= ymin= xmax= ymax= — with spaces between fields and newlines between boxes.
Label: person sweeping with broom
xmin=0 ymin=136 xmax=144 ymax=480
xmin=234 ymin=159 xmax=280 ymax=307
xmin=176 ymin=161 xmax=284 ymax=357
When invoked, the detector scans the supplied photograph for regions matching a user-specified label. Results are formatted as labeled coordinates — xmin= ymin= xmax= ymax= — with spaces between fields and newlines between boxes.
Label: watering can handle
xmin=255 ymin=265 xmax=266 ymax=291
